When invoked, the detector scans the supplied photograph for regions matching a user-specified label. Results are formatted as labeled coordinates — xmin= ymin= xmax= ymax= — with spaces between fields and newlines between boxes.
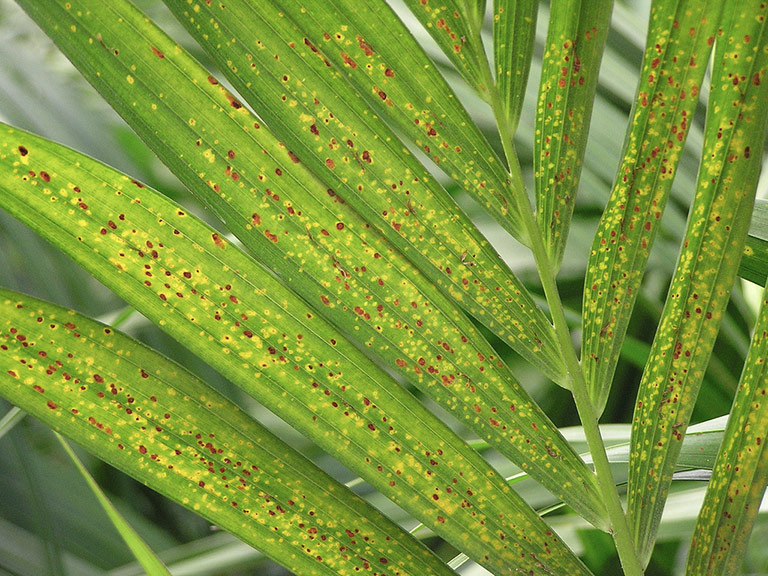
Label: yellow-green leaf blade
xmin=0 ymin=125 xmax=594 ymax=576
xmin=685 ymin=285 xmax=768 ymax=576
xmin=166 ymin=0 xmax=559 ymax=370
xmin=252 ymin=0 xmax=527 ymax=248
xmin=535 ymin=0 xmax=613 ymax=271
xmin=581 ymin=0 xmax=724 ymax=416
xmin=10 ymin=0 xmax=613 ymax=528
xmin=628 ymin=2 xmax=768 ymax=565
xmin=55 ymin=435 xmax=172 ymax=576
xmin=0 ymin=291 xmax=456 ymax=576
xmin=400 ymin=0 xmax=491 ymax=98
xmin=493 ymin=0 xmax=537 ymax=133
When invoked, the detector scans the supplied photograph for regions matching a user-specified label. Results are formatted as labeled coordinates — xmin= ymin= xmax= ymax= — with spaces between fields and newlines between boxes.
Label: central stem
xmin=487 ymin=87 xmax=644 ymax=576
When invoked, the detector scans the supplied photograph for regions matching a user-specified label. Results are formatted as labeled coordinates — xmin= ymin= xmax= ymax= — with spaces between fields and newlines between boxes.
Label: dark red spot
xmin=18 ymin=146 xmax=28 ymax=156
xmin=47 ymin=400 xmax=57 ymax=410
xmin=212 ymin=233 xmax=225 ymax=248
xmin=151 ymin=45 xmax=165 ymax=58
xmin=40 ymin=171 xmax=51 ymax=182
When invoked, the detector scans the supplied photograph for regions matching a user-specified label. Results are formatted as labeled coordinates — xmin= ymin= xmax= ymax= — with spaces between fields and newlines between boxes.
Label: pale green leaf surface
xmin=8 ymin=0 xmax=613 ymax=528
xmin=493 ymin=0 xmax=537 ymax=133
xmin=232 ymin=0 xmax=529 ymax=248
xmin=685 ymin=284 xmax=768 ymax=575
xmin=628 ymin=2 xmax=768 ymax=565
xmin=534 ymin=0 xmax=613 ymax=271
xmin=0 ymin=290 xmax=456 ymax=576
xmin=739 ymin=199 xmax=768 ymax=286
xmin=56 ymin=435 xmax=172 ymax=576
xmin=581 ymin=0 xmax=724 ymax=416
xmin=0 ymin=126 xmax=594 ymax=576
xmin=399 ymin=0 xmax=491 ymax=98
xmin=162 ymin=0 xmax=562 ymax=371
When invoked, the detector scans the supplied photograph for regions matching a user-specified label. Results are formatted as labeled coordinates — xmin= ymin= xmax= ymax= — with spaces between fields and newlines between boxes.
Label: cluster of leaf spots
xmin=18 ymin=0 xmax=613 ymax=526
xmin=0 ymin=292 xmax=461 ymax=576
xmin=33 ymin=0 xmax=610 ymax=529
xmin=534 ymin=0 xmax=612 ymax=271
xmin=261 ymin=0 xmax=527 ymax=243
xmin=580 ymin=0 xmax=725 ymax=416
xmin=398 ymin=0 xmax=489 ymax=97
xmin=0 ymin=121 xmax=593 ymax=576
xmin=686 ymin=283 xmax=768 ymax=575
xmin=170 ymin=0 xmax=568 ymax=381
xmin=628 ymin=2 xmax=768 ymax=564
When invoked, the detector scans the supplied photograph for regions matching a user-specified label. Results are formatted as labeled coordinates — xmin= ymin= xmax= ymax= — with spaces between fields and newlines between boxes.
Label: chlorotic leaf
xmin=0 ymin=125 xmax=595 ymax=576
xmin=493 ymin=0 xmax=538 ymax=133
xmin=164 ymin=0 xmax=550 ymax=353
xmin=628 ymin=1 xmax=768 ymax=565
xmin=0 ymin=290 xmax=458 ymax=576
xmin=9 ymin=0 xmax=615 ymax=529
xmin=581 ymin=0 xmax=725 ymax=416
xmin=685 ymin=284 xmax=768 ymax=576
xmin=535 ymin=0 xmax=613 ymax=271
xmin=399 ymin=0 xmax=491 ymax=98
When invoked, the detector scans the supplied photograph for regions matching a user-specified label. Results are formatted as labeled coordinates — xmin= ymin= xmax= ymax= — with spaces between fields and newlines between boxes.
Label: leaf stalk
xmin=487 ymin=83 xmax=645 ymax=576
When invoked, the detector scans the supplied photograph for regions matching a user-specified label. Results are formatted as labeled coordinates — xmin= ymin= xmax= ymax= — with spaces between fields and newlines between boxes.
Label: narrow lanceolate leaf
xmin=11 ymin=0 xmax=611 ymax=528
xmin=0 ymin=291 xmax=457 ymax=576
xmin=739 ymin=199 xmax=768 ymax=286
xmin=535 ymin=0 xmax=613 ymax=271
xmin=246 ymin=0 xmax=529 ymax=247
xmin=493 ymin=0 xmax=538 ymax=133
xmin=400 ymin=0 xmax=491 ymax=98
xmin=629 ymin=3 xmax=768 ymax=565
xmin=166 ymin=0 xmax=551 ymax=352
xmin=685 ymin=285 xmax=768 ymax=576
xmin=56 ymin=436 xmax=172 ymax=576
xmin=581 ymin=0 xmax=724 ymax=416
xmin=0 ymin=127 xmax=595 ymax=576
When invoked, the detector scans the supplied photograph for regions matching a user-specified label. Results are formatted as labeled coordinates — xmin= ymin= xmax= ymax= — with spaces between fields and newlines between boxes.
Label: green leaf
xmin=240 ymin=0 xmax=529 ymax=248
xmin=580 ymin=0 xmax=725 ymax=416
xmin=8 ymin=0 xmax=615 ymax=529
xmin=493 ymin=0 xmax=537 ymax=133
xmin=534 ymin=0 xmax=613 ymax=271
xmin=628 ymin=1 xmax=768 ymax=565
xmin=55 ymin=435 xmax=172 ymax=576
xmin=0 ymin=125 xmax=595 ymax=576
xmin=399 ymin=0 xmax=491 ymax=98
xmin=685 ymin=285 xmax=768 ymax=576
xmin=0 ymin=290 xmax=456 ymax=576
xmin=739 ymin=199 xmax=768 ymax=286
xmin=164 ymin=0 xmax=549 ymax=353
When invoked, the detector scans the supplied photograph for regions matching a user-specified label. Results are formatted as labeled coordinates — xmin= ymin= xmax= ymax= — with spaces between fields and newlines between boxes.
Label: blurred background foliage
xmin=0 ymin=0 xmax=766 ymax=574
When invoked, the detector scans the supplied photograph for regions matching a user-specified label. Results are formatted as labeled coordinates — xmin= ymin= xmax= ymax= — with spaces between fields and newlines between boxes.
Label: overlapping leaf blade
xmin=534 ymin=0 xmax=613 ymax=271
xmin=628 ymin=1 xmax=768 ymax=565
xmin=493 ymin=0 xmax=537 ymax=133
xmin=581 ymin=0 xmax=724 ymax=416
xmin=0 ymin=290 xmax=456 ymax=576
xmin=165 ymin=0 xmax=555 ymax=365
xmin=56 ymin=436 xmax=173 ymax=576
xmin=0 ymin=125 xmax=595 ymax=576
xmin=685 ymin=285 xmax=768 ymax=576
xmin=399 ymin=0 xmax=491 ymax=98
xmin=245 ymin=0 xmax=529 ymax=247
xmin=9 ymin=0 xmax=614 ymax=529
